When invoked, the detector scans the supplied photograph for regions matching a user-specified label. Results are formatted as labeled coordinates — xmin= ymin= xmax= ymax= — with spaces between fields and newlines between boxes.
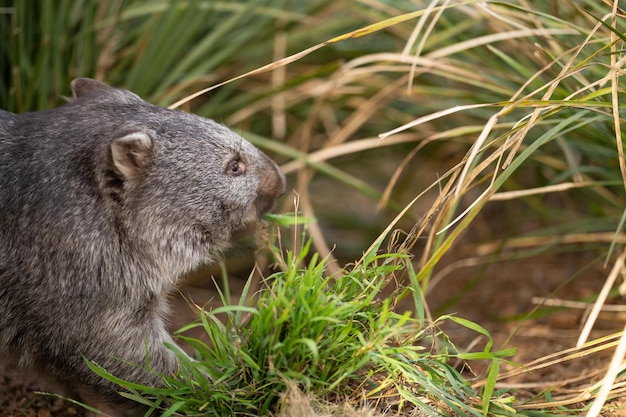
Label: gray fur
xmin=0 ymin=79 xmax=286 ymax=416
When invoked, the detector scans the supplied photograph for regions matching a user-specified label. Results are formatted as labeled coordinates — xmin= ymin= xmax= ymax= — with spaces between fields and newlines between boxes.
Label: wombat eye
xmin=226 ymin=159 xmax=246 ymax=176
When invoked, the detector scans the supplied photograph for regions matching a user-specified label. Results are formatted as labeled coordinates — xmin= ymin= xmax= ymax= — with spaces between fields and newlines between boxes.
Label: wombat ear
xmin=70 ymin=78 xmax=143 ymax=104
xmin=71 ymin=78 xmax=114 ymax=98
xmin=110 ymin=132 xmax=153 ymax=178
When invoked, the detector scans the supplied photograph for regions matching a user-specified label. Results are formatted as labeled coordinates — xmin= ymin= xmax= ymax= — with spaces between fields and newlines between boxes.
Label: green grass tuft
xmin=89 ymin=220 xmax=517 ymax=416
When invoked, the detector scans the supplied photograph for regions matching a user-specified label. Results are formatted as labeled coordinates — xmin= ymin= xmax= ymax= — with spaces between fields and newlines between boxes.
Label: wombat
xmin=0 ymin=78 xmax=286 ymax=416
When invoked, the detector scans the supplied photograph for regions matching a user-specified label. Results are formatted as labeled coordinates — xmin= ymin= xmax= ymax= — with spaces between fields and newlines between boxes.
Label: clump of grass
xmin=90 ymin=219 xmax=515 ymax=416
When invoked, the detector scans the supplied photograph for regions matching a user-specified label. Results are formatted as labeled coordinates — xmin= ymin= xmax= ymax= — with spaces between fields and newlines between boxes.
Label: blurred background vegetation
xmin=3 ymin=0 xmax=626 ymax=328
xmin=4 ymin=0 xmax=626 ymax=317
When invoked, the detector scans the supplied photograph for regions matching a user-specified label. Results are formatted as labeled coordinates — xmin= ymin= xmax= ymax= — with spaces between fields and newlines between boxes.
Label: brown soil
xmin=424 ymin=250 xmax=622 ymax=404
xmin=1 ymin=249 xmax=623 ymax=416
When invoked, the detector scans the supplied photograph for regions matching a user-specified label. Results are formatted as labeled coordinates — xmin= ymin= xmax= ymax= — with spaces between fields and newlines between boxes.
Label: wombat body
xmin=0 ymin=79 xmax=286 ymax=416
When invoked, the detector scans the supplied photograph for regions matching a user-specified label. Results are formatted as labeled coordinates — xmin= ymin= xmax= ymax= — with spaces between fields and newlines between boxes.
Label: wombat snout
xmin=256 ymin=158 xmax=287 ymax=216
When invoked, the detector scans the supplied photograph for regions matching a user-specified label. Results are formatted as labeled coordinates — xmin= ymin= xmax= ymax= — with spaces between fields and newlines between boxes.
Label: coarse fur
xmin=0 ymin=79 xmax=286 ymax=416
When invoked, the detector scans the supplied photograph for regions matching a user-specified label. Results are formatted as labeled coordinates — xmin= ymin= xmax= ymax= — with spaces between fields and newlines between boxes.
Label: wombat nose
xmin=275 ymin=169 xmax=287 ymax=197
xmin=256 ymin=161 xmax=286 ymax=216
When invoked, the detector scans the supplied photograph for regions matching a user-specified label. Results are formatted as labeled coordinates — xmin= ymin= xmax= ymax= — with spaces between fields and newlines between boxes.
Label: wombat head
xmin=68 ymin=78 xmax=286 ymax=276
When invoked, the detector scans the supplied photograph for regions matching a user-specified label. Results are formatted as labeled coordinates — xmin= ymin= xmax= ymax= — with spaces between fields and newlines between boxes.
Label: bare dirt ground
xmin=1 ymin=249 xmax=623 ymax=416
xmin=425 ymin=250 xmax=622 ymax=409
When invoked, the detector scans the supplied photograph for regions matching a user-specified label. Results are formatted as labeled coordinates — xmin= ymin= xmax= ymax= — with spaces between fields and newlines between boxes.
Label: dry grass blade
xmin=168 ymin=42 xmax=326 ymax=109
xmin=585 ymin=325 xmax=626 ymax=417
xmin=489 ymin=181 xmax=595 ymax=201
xmin=608 ymin=4 xmax=626 ymax=198
xmin=168 ymin=6 xmax=442 ymax=110
xmin=493 ymin=331 xmax=622 ymax=380
xmin=531 ymin=297 xmax=626 ymax=312
xmin=378 ymin=103 xmax=494 ymax=140
xmin=577 ymin=248 xmax=626 ymax=348
xmin=280 ymin=133 xmax=420 ymax=174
